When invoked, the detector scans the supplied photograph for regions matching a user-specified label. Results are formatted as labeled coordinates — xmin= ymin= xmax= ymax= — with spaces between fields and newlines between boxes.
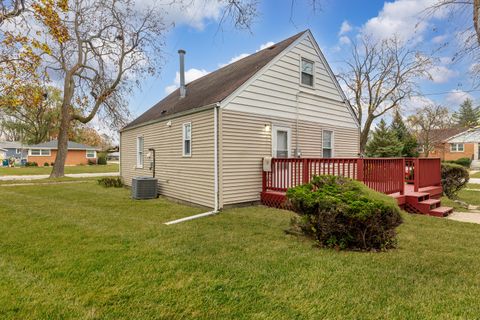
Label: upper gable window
xmin=301 ymin=58 xmax=314 ymax=87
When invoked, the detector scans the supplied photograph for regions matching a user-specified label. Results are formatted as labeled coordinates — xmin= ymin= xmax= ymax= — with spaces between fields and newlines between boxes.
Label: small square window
xmin=301 ymin=58 xmax=314 ymax=87
xmin=86 ymin=150 xmax=96 ymax=158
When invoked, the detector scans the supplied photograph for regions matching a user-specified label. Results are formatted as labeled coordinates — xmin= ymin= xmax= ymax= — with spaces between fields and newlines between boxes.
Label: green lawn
xmin=471 ymin=171 xmax=480 ymax=178
xmin=1 ymin=183 xmax=480 ymax=319
xmin=441 ymin=184 xmax=480 ymax=212
xmin=0 ymin=163 xmax=119 ymax=176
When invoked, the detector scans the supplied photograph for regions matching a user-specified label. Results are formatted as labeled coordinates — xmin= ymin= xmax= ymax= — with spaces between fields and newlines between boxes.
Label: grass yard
xmin=441 ymin=184 xmax=480 ymax=212
xmin=470 ymin=171 xmax=480 ymax=178
xmin=0 ymin=163 xmax=119 ymax=176
xmin=1 ymin=183 xmax=480 ymax=319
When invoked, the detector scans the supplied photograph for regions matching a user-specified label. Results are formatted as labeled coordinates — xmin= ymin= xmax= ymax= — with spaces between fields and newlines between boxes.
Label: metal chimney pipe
xmin=178 ymin=49 xmax=186 ymax=98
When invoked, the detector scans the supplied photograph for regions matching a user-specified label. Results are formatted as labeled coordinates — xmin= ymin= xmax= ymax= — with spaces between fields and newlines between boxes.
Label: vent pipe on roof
xmin=178 ymin=49 xmax=186 ymax=98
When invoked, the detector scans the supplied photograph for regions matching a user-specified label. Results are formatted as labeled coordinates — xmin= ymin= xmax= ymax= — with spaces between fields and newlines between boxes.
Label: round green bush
xmin=97 ymin=153 xmax=107 ymax=165
xmin=441 ymin=163 xmax=469 ymax=199
xmin=286 ymin=175 xmax=403 ymax=251
xmin=44 ymin=162 xmax=49 ymax=167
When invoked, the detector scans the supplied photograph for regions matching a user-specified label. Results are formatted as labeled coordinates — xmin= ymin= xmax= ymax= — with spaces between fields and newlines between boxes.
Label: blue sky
xmin=129 ymin=0 xmax=479 ymax=120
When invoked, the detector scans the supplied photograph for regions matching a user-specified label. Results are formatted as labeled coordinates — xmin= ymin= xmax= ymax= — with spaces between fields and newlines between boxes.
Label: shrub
xmin=44 ymin=162 xmax=49 ymax=167
xmin=98 ymin=177 xmax=123 ymax=188
xmin=50 ymin=162 xmax=54 ymax=166
xmin=286 ymin=175 xmax=403 ymax=251
xmin=441 ymin=163 xmax=469 ymax=199
xmin=25 ymin=161 xmax=38 ymax=167
xmin=444 ymin=157 xmax=472 ymax=168
xmin=87 ymin=159 xmax=96 ymax=165
xmin=97 ymin=153 xmax=107 ymax=165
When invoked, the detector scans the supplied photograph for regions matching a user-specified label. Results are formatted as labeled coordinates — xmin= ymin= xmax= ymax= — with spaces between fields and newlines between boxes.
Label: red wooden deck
xmin=261 ymin=157 xmax=452 ymax=217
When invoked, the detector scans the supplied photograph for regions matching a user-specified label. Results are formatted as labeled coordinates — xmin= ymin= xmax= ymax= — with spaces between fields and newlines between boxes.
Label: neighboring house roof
xmin=28 ymin=140 xmax=98 ymax=150
xmin=418 ymin=128 xmax=465 ymax=145
xmin=123 ymin=31 xmax=307 ymax=130
xmin=446 ymin=126 xmax=480 ymax=143
xmin=0 ymin=141 xmax=27 ymax=149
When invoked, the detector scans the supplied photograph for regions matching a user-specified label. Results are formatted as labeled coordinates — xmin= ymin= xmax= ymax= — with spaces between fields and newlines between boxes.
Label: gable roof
xmin=123 ymin=31 xmax=307 ymax=130
xmin=446 ymin=126 xmax=480 ymax=143
xmin=28 ymin=140 xmax=97 ymax=150
xmin=417 ymin=128 xmax=465 ymax=145
xmin=0 ymin=141 xmax=26 ymax=149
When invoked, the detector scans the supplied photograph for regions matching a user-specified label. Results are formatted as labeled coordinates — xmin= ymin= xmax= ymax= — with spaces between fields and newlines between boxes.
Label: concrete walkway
xmin=469 ymin=178 xmax=480 ymax=184
xmin=0 ymin=172 xmax=119 ymax=181
xmin=447 ymin=211 xmax=480 ymax=225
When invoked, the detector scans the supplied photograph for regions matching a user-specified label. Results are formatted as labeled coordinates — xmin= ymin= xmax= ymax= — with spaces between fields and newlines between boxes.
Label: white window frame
xmin=183 ymin=122 xmax=192 ymax=157
xmin=86 ymin=150 xmax=96 ymax=159
xmin=322 ymin=130 xmax=334 ymax=158
xmin=29 ymin=149 xmax=50 ymax=156
xmin=136 ymin=136 xmax=144 ymax=168
xmin=450 ymin=143 xmax=464 ymax=152
xmin=271 ymin=125 xmax=292 ymax=158
xmin=15 ymin=148 xmax=21 ymax=154
xmin=418 ymin=146 xmax=425 ymax=153
xmin=300 ymin=57 xmax=315 ymax=88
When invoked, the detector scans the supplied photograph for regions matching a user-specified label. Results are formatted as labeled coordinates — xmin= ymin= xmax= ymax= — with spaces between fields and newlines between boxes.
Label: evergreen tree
xmin=390 ymin=109 xmax=419 ymax=157
xmin=366 ymin=119 xmax=404 ymax=157
xmin=453 ymin=98 xmax=480 ymax=128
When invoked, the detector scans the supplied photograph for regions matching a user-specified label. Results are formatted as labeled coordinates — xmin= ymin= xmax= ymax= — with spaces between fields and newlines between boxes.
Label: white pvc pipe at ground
xmin=164 ymin=211 xmax=218 ymax=225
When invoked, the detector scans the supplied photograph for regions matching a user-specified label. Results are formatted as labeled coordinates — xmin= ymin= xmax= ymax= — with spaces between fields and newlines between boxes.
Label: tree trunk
xmin=50 ymin=106 xmax=70 ymax=178
xmin=360 ymin=116 xmax=374 ymax=154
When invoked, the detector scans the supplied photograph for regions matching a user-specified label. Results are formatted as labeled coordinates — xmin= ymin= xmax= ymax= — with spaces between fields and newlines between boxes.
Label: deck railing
xmin=262 ymin=157 xmax=442 ymax=196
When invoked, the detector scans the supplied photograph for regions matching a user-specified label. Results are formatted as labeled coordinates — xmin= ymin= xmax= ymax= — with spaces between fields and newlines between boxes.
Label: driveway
xmin=0 ymin=172 xmax=119 ymax=181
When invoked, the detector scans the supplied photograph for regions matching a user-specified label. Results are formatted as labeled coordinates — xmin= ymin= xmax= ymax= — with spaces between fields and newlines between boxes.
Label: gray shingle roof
xmin=447 ymin=127 xmax=480 ymax=143
xmin=123 ymin=31 xmax=306 ymax=130
xmin=28 ymin=140 xmax=98 ymax=150
xmin=0 ymin=141 xmax=26 ymax=149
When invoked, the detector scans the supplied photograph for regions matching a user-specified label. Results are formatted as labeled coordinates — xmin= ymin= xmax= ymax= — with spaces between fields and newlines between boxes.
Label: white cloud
xmin=259 ymin=41 xmax=275 ymax=50
xmin=445 ymin=89 xmax=473 ymax=106
xmin=402 ymin=95 xmax=435 ymax=113
xmin=165 ymin=68 xmax=209 ymax=94
xmin=219 ymin=41 xmax=274 ymax=67
xmin=339 ymin=21 xmax=352 ymax=35
xmin=429 ymin=65 xmax=458 ymax=83
xmin=361 ymin=0 xmax=446 ymax=43
xmin=432 ymin=34 xmax=448 ymax=44
xmin=339 ymin=36 xmax=351 ymax=45
xmin=136 ymin=0 xmax=224 ymax=30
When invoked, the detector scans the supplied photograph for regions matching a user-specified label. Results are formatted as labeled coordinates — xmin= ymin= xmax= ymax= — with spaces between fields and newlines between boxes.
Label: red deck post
xmin=414 ymin=158 xmax=420 ymax=192
xmin=262 ymin=170 xmax=267 ymax=194
xmin=302 ymin=158 xmax=309 ymax=184
xmin=401 ymin=158 xmax=405 ymax=195
xmin=356 ymin=158 xmax=364 ymax=181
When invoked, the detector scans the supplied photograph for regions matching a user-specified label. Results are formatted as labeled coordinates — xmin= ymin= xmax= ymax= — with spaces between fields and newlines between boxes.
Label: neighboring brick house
xmin=419 ymin=127 xmax=479 ymax=161
xmin=27 ymin=140 xmax=99 ymax=166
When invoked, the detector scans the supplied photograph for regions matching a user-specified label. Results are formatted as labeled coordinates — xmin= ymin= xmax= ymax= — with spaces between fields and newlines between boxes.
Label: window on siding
xmin=301 ymin=58 xmax=314 ymax=87
xmin=86 ymin=150 xmax=96 ymax=158
xmin=418 ymin=146 xmax=425 ymax=153
xmin=322 ymin=130 xmax=333 ymax=158
xmin=450 ymin=143 xmax=464 ymax=152
xmin=30 ymin=149 xmax=50 ymax=156
xmin=136 ymin=136 xmax=144 ymax=168
xmin=183 ymin=123 xmax=192 ymax=157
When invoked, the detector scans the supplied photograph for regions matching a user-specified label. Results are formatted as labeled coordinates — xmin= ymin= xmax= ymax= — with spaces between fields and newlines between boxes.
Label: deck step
xmin=429 ymin=206 xmax=453 ymax=217
xmin=407 ymin=192 xmax=430 ymax=198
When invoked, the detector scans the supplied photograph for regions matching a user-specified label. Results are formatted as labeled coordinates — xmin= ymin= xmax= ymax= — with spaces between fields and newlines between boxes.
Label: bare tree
xmin=338 ymin=36 xmax=432 ymax=153
xmin=407 ymin=104 xmax=452 ymax=157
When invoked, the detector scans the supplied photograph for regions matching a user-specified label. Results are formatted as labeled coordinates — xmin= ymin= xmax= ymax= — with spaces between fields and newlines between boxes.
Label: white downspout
xmin=164 ymin=104 xmax=219 ymax=225
xmin=213 ymin=103 xmax=219 ymax=212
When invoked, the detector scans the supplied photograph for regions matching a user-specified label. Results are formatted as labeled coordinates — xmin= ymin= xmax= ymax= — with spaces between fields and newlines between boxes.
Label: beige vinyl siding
xmin=224 ymin=34 xmax=358 ymax=129
xmin=120 ymin=109 xmax=215 ymax=208
xmin=221 ymin=110 xmax=359 ymax=206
